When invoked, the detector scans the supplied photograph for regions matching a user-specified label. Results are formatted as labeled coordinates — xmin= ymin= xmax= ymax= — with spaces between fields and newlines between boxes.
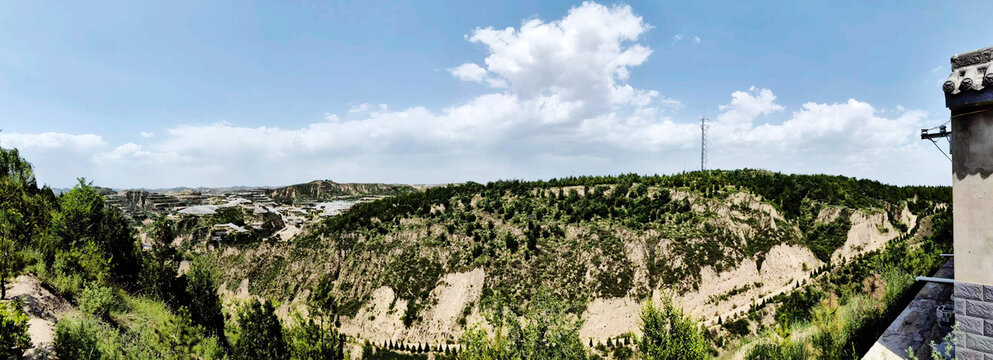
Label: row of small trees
xmin=378 ymin=340 xmax=458 ymax=354
xmin=456 ymin=289 xmax=711 ymax=360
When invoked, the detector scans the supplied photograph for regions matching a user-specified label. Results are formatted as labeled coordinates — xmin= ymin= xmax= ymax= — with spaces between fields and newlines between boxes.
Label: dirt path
xmin=4 ymin=274 xmax=74 ymax=359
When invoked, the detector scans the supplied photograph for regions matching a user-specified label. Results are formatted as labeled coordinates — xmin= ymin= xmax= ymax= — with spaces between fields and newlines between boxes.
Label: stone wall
xmin=954 ymin=282 xmax=993 ymax=359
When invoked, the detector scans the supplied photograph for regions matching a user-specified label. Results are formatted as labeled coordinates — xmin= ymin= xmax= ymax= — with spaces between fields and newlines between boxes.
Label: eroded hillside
xmin=268 ymin=180 xmax=417 ymax=204
xmin=209 ymin=170 xmax=949 ymax=350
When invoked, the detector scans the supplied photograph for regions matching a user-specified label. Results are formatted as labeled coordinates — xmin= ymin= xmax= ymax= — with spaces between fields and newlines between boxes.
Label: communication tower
xmin=700 ymin=117 xmax=709 ymax=171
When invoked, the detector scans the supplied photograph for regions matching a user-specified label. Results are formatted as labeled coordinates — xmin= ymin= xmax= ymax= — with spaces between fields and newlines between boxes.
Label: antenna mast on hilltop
xmin=700 ymin=117 xmax=709 ymax=171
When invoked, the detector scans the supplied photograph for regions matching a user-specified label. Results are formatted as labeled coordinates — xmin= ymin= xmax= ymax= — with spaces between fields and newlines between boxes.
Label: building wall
xmin=951 ymin=112 xmax=993 ymax=287
xmin=952 ymin=111 xmax=993 ymax=359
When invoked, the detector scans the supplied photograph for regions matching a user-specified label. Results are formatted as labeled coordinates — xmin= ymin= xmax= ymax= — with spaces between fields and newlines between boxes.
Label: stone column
xmin=943 ymin=46 xmax=993 ymax=359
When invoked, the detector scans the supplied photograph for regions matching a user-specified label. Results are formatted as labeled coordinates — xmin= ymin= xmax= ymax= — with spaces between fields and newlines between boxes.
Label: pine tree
xmin=233 ymin=299 xmax=288 ymax=360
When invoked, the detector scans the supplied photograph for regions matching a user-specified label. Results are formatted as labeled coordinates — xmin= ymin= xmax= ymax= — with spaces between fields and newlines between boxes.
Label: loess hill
xmin=267 ymin=180 xmax=416 ymax=204
xmin=210 ymin=169 xmax=950 ymax=348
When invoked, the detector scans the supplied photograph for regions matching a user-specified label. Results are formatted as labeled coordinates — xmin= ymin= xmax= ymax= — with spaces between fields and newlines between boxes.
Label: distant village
xmin=101 ymin=186 xmax=378 ymax=245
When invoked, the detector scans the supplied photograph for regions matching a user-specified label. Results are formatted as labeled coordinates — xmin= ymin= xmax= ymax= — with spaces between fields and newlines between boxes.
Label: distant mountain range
xmin=56 ymin=180 xmax=421 ymax=199
xmin=266 ymin=180 xmax=417 ymax=204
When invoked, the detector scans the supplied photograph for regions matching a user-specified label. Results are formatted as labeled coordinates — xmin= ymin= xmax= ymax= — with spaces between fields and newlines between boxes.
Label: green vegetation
xmin=0 ymin=300 xmax=30 ymax=358
xmin=722 ymin=318 xmax=750 ymax=337
xmin=186 ymin=257 xmax=226 ymax=339
xmin=233 ymin=299 xmax=288 ymax=360
xmin=638 ymin=298 xmax=710 ymax=360
xmin=215 ymin=169 xmax=948 ymax=335
xmin=741 ymin=208 xmax=952 ymax=359
xmin=0 ymin=143 xmax=954 ymax=359
xmin=459 ymin=288 xmax=587 ymax=359
xmin=0 ymin=145 xmax=227 ymax=359
xmin=804 ymin=208 xmax=852 ymax=262
xmin=77 ymin=283 xmax=122 ymax=319
xmin=772 ymin=285 xmax=823 ymax=327
xmin=53 ymin=315 xmax=103 ymax=360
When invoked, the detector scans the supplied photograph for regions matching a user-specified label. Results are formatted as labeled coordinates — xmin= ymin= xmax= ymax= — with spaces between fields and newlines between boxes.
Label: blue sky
xmin=0 ymin=1 xmax=987 ymax=188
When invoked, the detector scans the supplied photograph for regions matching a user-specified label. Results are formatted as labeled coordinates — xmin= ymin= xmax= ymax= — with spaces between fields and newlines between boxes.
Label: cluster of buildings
xmin=104 ymin=187 xmax=371 ymax=243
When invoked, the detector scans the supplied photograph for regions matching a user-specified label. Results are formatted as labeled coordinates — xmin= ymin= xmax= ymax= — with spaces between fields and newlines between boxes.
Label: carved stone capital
xmin=945 ymin=46 xmax=993 ymax=110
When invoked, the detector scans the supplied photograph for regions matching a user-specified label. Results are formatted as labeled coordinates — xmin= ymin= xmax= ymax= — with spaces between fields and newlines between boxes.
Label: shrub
xmin=744 ymin=341 xmax=808 ymax=360
xmin=459 ymin=289 xmax=586 ymax=360
xmin=50 ymin=251 xmax=86 ymax=299
xmin=774 ymin=286 xmax=823 ymax=327
xmin=54 ymin=315 xmax=102 ymax=360
xmin=805 ymin=210 xmax=852 ymax=262
xmin=186 ymin=258 xmax=225 ymax=337
xmin=78 ymin=283 xmax=122 ymax=318
xmin=510 ymin=290 xmax=587 ymax=359
xmin=234 ymin=299 xmax=288 ymax=360
xmin=287 ymin=312 xmax=345 ymax=360
xmin=612 ymin=345 xmax=634 ymax=360
xmin=0 ymin=301 xmax=30 ymax=359
xmin=637 ymin=297 xmax=710 ymax=360
xmin=722 ymin=318 xmax=750 ymax=337
xmin=457 ymin=325 xmax=511 ymax=360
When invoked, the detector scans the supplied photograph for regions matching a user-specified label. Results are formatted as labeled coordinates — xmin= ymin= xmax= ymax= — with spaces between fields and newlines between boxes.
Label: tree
xmin=288 ymin=274 xmax=346 ymax=359
xmin=458 ymin=325 xmax=512 ymax=360
xmin=287 ymin=311 xmax=345 ymax=360
xmin=459 ymin=288 xmax=587 ymax=360
xmin=0 ymin=301 xmax=30 ymax=358
xmin=152 ymin=307 xmax=225 ymax=359
xmin=185 ymin=257 xmax=225 ymax=338
xmin=234 ymin=299 xmax=288 ymax=360
xmin=139 ymin=219 xmax=185 ymax=307
xmin=0 ymin=209 xmax=23 ymax=300
xmin=51 ymin=179 xmax=141 ymax=288
xmin=638 ymin=297 xmax=710 ymax=360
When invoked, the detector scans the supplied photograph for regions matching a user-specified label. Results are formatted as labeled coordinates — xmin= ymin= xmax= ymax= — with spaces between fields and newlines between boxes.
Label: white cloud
xmin=716 ymin=86 xmax=785 ymax=130
xmin=464 ymin=2 xmax=656 ymax=114
xmin=707 ymin=88 xmax=943 ymax=183
xmin=658 ymin=96 xmax=683 ymax=112
xmin=449 ymin=63 xmax=488 ymax=82
xmin=449 ymin=63 xmax=508 ymax=88
xmin=0 ymin=2 xmax=949 ymax=188
xmin=0 ymin=132 xmax=106 ymax=186
xmin=693 ymin=36 xmax=701 ymax=44
xmin=673 ymin=33 xmax=684 ymax=42
xmin=1 ymin=132 xmax=104 ymax=150
xmin=140 ymin=131 xmax=155 ymax=138
xmin=347 ymin=103 xmax=389 ymax=114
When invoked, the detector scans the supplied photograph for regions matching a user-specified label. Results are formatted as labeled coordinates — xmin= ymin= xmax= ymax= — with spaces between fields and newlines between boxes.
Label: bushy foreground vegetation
xmin=739 ymin=208 xmax=952 ymax=359
xmin=0 ymin=146 xmax=351 ymax=359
